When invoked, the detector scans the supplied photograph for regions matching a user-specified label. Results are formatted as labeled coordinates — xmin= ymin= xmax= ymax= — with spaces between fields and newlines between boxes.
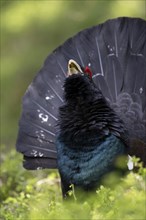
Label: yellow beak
xmin=67 ymin=59 xmax=83 ymax=76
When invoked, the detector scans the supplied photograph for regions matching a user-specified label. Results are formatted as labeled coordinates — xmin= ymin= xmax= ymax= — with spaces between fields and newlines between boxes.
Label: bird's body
xmin=16 ymin=17 xmax=146 ymax=197
xmin=56 ymin=73 xmax=127 ymax=195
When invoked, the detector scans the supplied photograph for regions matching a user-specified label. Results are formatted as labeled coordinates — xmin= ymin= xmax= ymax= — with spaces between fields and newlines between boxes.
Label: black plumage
xmin=16 ymin=17 xmax=146 ymax=196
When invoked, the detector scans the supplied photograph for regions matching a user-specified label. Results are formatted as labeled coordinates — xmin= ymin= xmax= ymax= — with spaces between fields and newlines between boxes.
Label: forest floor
xmin=0 ymin=147 xmax=146 ymax=220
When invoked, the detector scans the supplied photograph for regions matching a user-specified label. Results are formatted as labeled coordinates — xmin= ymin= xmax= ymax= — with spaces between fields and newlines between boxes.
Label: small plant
xmin=1 ymin=147 xmax=146 ymax=220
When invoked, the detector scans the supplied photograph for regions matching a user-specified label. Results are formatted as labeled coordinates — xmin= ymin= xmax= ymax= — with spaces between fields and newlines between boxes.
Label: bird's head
xmin=64 ymin=59 xmax=97 ymax=102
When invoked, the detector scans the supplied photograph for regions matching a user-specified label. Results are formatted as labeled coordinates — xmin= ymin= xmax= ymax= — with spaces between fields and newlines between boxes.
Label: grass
xmin=0 ymin=147 xmax=146 ymax=220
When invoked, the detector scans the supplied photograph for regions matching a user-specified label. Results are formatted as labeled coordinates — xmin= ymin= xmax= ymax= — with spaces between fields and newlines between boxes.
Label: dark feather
xmin=16 ymin=17 xmax=146 ymax=182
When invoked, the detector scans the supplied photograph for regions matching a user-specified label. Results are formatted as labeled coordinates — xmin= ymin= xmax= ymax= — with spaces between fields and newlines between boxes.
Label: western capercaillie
xmin=16 ymin=17 xmax=146 ymax=197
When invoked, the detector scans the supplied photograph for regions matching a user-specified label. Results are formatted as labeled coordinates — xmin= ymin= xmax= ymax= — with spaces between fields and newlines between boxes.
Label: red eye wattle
xmin=84 ymin=66 xmax=92 ymax=79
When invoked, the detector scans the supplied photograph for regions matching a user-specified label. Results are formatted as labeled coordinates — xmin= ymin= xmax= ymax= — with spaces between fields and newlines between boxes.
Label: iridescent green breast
xmin=56 ymin=135 xmax=126 ymax=188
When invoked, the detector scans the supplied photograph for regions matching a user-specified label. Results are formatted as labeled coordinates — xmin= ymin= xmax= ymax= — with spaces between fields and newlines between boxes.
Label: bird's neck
xmin=57 ymin=94 xmax=117 ymax=147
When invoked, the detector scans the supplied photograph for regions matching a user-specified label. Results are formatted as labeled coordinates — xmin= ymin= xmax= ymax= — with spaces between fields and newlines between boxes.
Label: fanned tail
xmin=16 ymin=17 xmax=146 ymax=169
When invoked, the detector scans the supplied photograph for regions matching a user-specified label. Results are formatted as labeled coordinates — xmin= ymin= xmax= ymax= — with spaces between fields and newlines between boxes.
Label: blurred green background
xmin=1 ymin=0 xmax=145 ymax=148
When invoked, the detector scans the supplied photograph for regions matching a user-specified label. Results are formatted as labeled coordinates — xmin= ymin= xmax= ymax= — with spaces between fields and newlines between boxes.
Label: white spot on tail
xmin=39 ymin=113 xmax=48 ymax=123
xmin=31 ymin=150 xmax=38 ymax=157
xmin=45 ymin=95 xmax=55 ymax=100
xmin=39 ymin=152 xmax=43 ymax=157
xmin=139 ymin=87 xmax=143 ymax=94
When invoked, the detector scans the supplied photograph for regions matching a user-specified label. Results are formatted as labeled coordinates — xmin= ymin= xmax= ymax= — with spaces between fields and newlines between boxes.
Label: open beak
xmin=67 ymin=59 xmax=83 ymax=76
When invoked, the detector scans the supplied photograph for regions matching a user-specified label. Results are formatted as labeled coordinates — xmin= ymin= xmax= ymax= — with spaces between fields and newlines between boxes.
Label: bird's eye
xmin=84 ymin=66 xmax=92 ymax=79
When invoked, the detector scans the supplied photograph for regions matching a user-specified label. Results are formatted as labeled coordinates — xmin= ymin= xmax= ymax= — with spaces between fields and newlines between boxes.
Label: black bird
xmin=16 ymin=17 xmax=146 ymax=197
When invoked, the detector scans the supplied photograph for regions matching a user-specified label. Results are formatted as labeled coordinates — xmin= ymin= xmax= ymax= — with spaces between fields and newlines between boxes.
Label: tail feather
xmin=16 ymin=17 xmax=146 ymax=169
xmin=23 ymin=156 xmax=57 ymax=169
xmin=105 ymin=56 xmax=124 ymax=102
xmin=93 ymin=75 xmax=112 ymax=101
xmin=17 ymin=134 xmax=57 ymax=159
xmin=123 ymin=55 xmax=146 ymax=108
